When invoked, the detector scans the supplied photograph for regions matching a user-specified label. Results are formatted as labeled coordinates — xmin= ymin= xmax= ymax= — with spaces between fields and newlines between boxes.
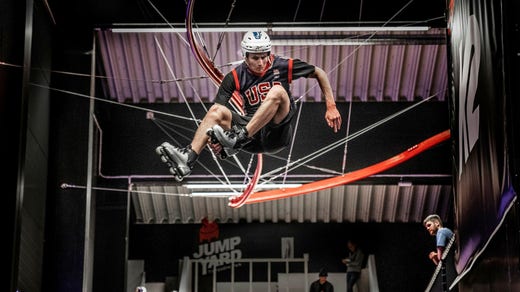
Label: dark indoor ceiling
xmin=47 ymin=0 xmax=447 ymax=28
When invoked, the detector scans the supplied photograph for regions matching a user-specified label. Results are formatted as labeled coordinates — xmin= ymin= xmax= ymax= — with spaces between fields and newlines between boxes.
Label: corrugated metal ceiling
xmin=96 ymin=26 xmax=448 ymax=104
xmin=131 ymin=183 xmax=452 ymax=224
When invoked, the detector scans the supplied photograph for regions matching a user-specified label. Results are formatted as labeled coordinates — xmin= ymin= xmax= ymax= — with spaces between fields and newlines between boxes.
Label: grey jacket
xmin=344 ymin=248 xmax=365 ymax=272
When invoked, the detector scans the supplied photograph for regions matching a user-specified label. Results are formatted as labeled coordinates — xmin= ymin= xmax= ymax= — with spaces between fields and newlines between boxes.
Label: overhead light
xmin=189 ymin=183 xmax=302 ymax=197
xmin=185 ymin=183 xmax=302 ymax=190
xmin=398 ymin=181 xmax=413 ymax=187
xmin=110 ymin=25 xmax=429 ymax=34
xmin=271 ymin=39 xmax=371 ymax=46
xmin=190 ymin=192 xmax=238 ymax=197
xmin=271 ymin=26 xmax=429 ymax=32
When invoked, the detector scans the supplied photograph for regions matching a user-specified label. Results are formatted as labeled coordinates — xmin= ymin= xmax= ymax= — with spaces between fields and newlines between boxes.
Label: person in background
xmin=341 ymin=239 xmax=365 ymax=292
xmin=423 ymin=214 xmax=454 ymax=265
xmin=309 ymin=267 xmax=334 ymax=292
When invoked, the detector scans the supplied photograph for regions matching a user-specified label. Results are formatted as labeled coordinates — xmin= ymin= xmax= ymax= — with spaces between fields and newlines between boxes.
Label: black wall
xmin=93 ymin=101 xmax=451 ymax=183
xmin=128 ymin=221 xmax=438 ymax=292
xmin=2 ymin=0 xmax=26 ymax=290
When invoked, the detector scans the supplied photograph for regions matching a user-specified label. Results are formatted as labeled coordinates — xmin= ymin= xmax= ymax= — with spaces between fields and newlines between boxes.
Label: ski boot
xmin=155 ymin=142 xmax=198 ymax=182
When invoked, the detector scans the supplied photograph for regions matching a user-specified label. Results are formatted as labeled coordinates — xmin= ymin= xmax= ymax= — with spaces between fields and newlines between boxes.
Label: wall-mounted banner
xmin=449 ymin=0 xmax=517 ymax=282
xmin=193 ymin=219 xmax=243 ymax=275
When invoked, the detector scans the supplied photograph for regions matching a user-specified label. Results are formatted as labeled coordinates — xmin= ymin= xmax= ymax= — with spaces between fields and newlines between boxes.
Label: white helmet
xmin=241 ymin=31 xmax=271 ymax=56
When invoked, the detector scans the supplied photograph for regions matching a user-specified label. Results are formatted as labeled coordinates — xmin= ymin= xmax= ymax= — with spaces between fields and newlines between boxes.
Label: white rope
xmin=29 ymin=83 xmax=200 ymax=122
xmin=61 ymin=183 xmax=234 ymax=198
xmin=25 ymin=0 xmax=444 ymax=196
xmin=424 ymin=234 xmax=456 ymax=292
xmin=154 ymin=36 xmax=200 ymax=126
xmin=260 ymin=93 xmax=438 ymax=182
xmin=153 ymin=28 xmax=248 ymax=189
xmin=283 ymin=101 xmax=304 ymax=185
xmin=341 ymin=101 xmax=353 ymax=174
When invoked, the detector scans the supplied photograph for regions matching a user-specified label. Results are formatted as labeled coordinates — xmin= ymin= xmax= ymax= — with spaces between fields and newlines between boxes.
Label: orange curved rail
xmin=228 ymin=154 xmax=263 ymax=208
xmin=245 ymin=129 xmax=451 ymax=205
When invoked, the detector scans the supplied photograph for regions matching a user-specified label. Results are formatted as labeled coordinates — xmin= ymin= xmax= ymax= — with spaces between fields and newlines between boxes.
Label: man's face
xmin=319 ymin=276 xmax=327 ymax=284
xmin=245 ymin=53 xmax=270 ymax=75
xmin=425 ymin=220 xmax=439 ymax=236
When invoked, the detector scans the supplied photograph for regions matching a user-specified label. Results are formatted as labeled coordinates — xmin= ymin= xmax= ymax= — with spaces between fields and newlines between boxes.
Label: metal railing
xmin=178 ymin=254 xmax=309 ymax=292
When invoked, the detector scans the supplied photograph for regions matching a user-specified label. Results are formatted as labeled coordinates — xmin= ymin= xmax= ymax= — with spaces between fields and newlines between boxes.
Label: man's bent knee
xmin=206 ymin=104 xmax=232 ymax=123
xmin=266 ymin=85 xmax=289 ymax=102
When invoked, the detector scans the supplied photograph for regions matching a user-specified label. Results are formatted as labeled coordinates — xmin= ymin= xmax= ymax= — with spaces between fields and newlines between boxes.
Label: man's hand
xmin=325 ymin=105 xmax=342 ymax=133
xmin=428 ymin=251 xmax=439 ymax=265
xmin=208 ymin=138 xmax=239 ymax=159
xmin=208 ymin=139 xmax=225 ymax=158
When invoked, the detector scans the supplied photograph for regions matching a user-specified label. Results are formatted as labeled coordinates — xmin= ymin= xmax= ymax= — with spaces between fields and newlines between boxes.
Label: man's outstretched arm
xmin=310 ymin=66 xmax=342 ymax=132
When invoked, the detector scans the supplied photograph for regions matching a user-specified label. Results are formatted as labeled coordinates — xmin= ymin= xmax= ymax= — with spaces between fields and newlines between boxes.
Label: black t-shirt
xmin=309 ymin=279 xmax=334 ymax=292
xmin=215 ymin=55 xmax=315 ymax=117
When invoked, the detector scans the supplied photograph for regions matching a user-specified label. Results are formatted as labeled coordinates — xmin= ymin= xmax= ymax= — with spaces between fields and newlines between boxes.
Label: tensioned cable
xmin=28 ymin=79 xmax=240 ymax=187
xmin=145 ymin=0 xmax=190 ymax=46
xmin=30 ymin=83 xmax=201 ymax=122
xmin=186 ymin=0 xmax=256 ymax=185
xmin=146 ymin=119 xmax=245 ymax=190
xmin=144 ymin=1 xmax=256 ymax=187
xmin=182 ymin=0 xmax=258 ymax=188
xmin=154 ymin=35 xmax=246 ymax=187
xmin=151 ymin=117 xmax=251 ymax=178
xmin=30 ymin=81 xmax=237 ymax=188
xmin=0 ymin=60 xmax=209 ymax=84
xmin=260 ymin=93 xmax=439 ymax=183
xmin=341 ymin=0 xmax=364 ymax=174
xmin=146 ymin=0 xmax=440 ymax=190
xmin=48 ymin=0 xmax=444 ymax=196
xmin=341 ymin=100 xmax=353 ymax=174
xmin=293 ymin=0 xmax=417 ymax=104
xmin=264 ymin=93 xmax=438 ymax=180
xmin=282 ymin=99 xmax=304 ymax=185
xmin=280 ymin=0 xmax=423 ymax=182
xmin=212 ymin=0 xmax=238 ymax=62
xmin=61 ymin=183 xmax=233 ymax=197
xmin=150 ymin=0 xmax=344 ymax=185
xmin=3 ymin=2 xmax=266 ymax=193
xmin=0 ymin=1 xmax=441 ymax=201
xmin=153 ymin=108 xmax=343 ymax=177
xmin=319 ymin=0 xmax=327 ymax=23
xmin=149 ymin=0 xmax=428 ymax=171
xmin=58 ymin=94 xmax=441 ymax=196
xmin=155 ymin=36 xmax=199 ymax=127
xmin=186 ymin=1 xmax=272 ymax=194
xmin=358 ymin=0 xmax=364 ymax=23
xmin=134 ymin=0 xmax=253 ymax=188
xmin=292 ymin=0 xmax=302 ymax=22
xmin=150 ymin=118 xmax=193 ymax=148
xmin=22 ymin=65 xmax=244 ymax=185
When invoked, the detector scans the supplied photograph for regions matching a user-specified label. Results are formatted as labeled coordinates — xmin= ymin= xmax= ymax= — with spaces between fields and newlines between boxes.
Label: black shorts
xmin=231 ymin=101 xmax=297 ymax=154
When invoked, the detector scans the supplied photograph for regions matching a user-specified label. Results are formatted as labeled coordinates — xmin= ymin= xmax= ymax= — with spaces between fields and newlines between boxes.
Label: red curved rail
xmin=228 ymin=154 xmax=263 ymax=208
xmin=245 ymin=129 xmax=451 ymax=204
